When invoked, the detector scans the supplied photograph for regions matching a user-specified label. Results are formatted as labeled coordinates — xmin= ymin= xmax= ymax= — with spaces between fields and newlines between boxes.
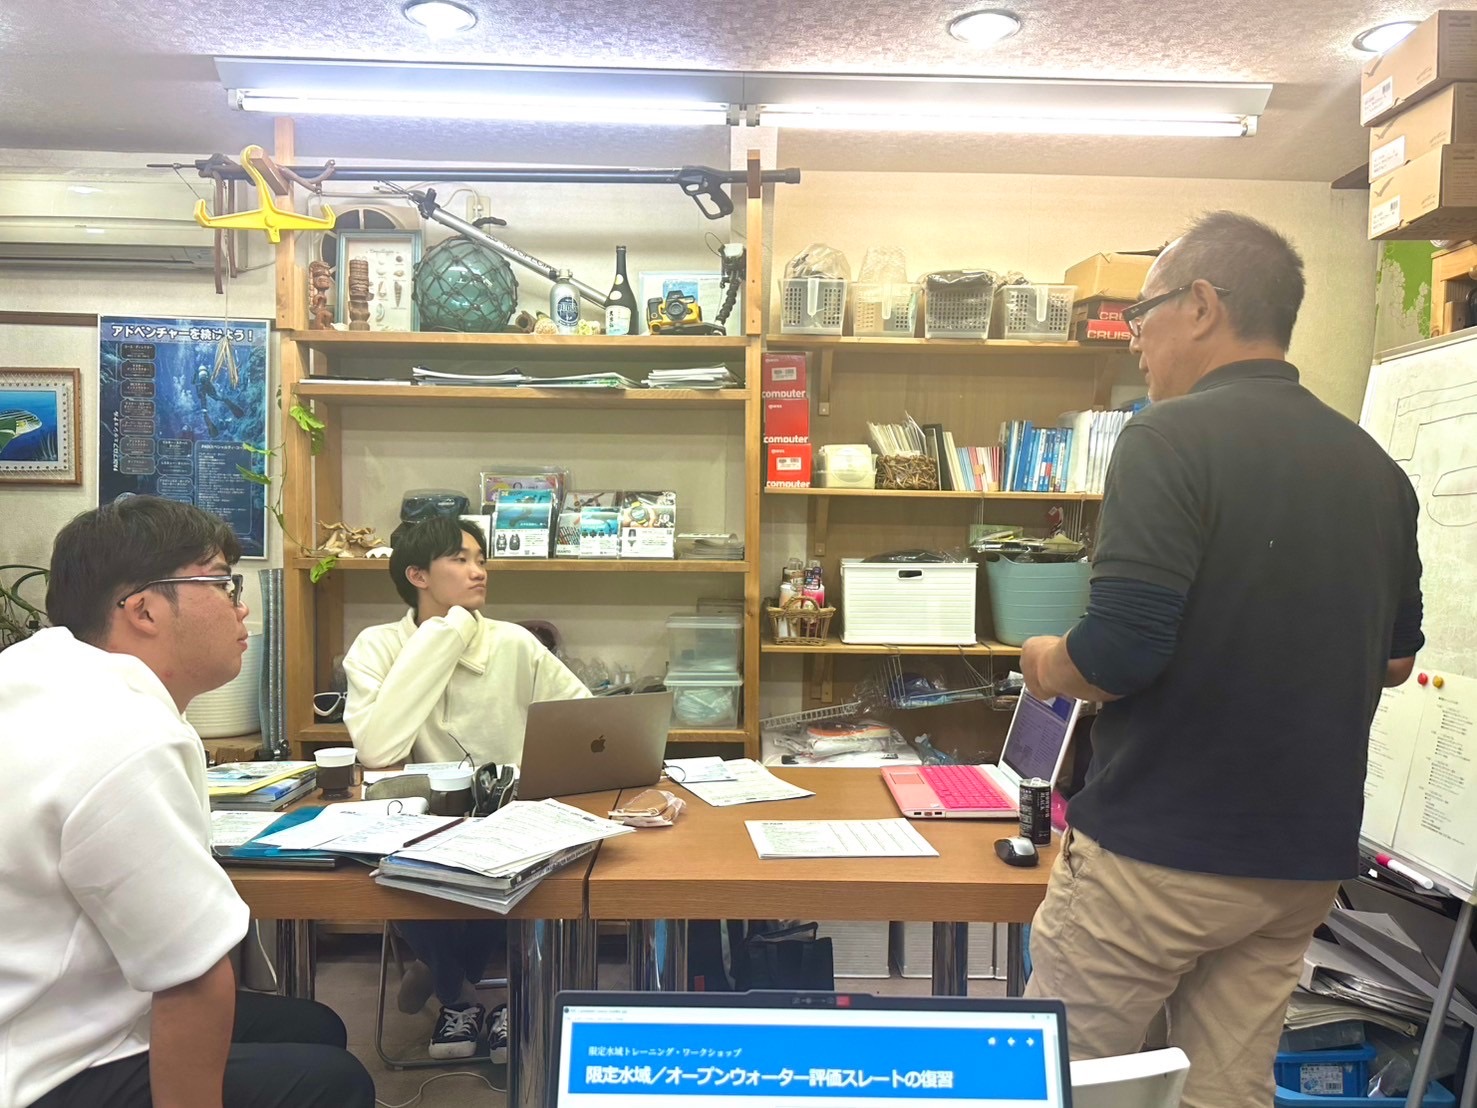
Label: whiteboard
xmin=1359 ymin=330 xmax=1477 ymax=900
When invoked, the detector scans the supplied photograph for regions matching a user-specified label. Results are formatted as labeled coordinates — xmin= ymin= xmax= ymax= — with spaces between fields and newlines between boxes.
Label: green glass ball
xmin=413 ymin=236 xmax=519 ymax=332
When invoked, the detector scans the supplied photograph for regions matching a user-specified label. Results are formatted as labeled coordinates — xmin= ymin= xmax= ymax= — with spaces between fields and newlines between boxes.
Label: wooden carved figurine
xmin=308 ymin=261 xmax=334 ymax=330
xmin=347 ymin=258 xmax=371 ymax=332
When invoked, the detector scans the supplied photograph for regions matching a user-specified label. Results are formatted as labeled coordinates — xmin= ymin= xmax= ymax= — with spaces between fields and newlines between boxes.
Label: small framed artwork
xmin=0 ymin=368 xmax=81 ymax=485
xmin=336 ymin=230 xmax=422 ymax=332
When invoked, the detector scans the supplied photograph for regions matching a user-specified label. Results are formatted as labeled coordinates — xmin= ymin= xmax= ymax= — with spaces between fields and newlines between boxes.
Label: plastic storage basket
xmin=1274 ymin=1084 xmax=1453 ymax=1108
xmin=781 ymin=277 xmax=847 ymax=335
xmin=984 ymin=557 xmax=1090 ymax=646
xmin=996 ymin=284 xmax=1077 ymax=341
xmin=666 ymin=613 xmax=742 ymax=673
xmin=840 ymin=559 xmax=977 ymax=645
xmin=851 ymin=283 xmax=919 ymax=336
xmin=665 ymin=669 xmax=743 ymax=729
xmin=1273 ymin=1045 xmax=1376 ymax=1098
xmin=924 ymin=274 xmax=996 ymax=338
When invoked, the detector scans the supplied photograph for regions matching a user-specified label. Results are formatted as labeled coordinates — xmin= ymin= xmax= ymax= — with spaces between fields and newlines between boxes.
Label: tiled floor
xmin=312 ymin=933 xmax=1008 ymax=1108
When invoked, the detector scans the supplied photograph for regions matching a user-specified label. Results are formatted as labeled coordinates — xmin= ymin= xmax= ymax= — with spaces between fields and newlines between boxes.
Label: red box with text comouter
xmin=766 ymin=443 xmax=812 ymax=487
xmin=762 ymin=353 xmax=809 ymax=395
xmin=763 ymin=398 xmax=810 ymax=443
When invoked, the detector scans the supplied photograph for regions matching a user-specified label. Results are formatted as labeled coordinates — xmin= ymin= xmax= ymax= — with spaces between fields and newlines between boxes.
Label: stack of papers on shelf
xmin=411 ymin=366 xmax=529 ymax=387
xmin=522 ymin=372 xmax=641 ymax=389
xmin=645 ymin=365 xmax=737 ymax=389
xmin=1284 ymin=988 xmax=1420 ymax=1038
xmin=746 ymin=819 xmax=939 ymax=858
xmin=866 ymin=413 xmax=926 ymax=457
xmin=208 ymin=761 xmax=318 ymax=811
xmin=372 ymin=798 xmax=634 ymax=913
xmin=1302 ymin=937 xmax=1468 ymax=1027
xmin=679 ymin=759 xmax=815 ymax=807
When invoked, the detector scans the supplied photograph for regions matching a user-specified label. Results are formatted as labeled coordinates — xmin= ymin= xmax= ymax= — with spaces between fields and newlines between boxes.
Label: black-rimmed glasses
xmin=1121 ymin=284 xmax=1232 ymax=338
xmin=116 ymin=574 xmax=245 ymax=609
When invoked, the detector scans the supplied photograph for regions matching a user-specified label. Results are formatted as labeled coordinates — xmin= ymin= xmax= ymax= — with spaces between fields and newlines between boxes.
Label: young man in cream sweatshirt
xmin=343 ymin=516 xmax=589 ymax=1061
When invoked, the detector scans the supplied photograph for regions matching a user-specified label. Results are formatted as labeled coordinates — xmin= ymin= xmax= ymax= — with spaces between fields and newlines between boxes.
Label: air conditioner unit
xmin=0 ymin=178 xmax=218 ymax=270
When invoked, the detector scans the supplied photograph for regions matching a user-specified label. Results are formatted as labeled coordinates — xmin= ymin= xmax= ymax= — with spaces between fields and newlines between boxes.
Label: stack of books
xmin=207 ymin=761 xmax=318 ymax=812
xmin=645 ymin=365 xmax=737 ymax=389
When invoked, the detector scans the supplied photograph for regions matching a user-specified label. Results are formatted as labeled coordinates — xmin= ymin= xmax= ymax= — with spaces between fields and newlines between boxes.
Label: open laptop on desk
xmin=516 ymin=691 xmax=673 ymax=800
xmin=883 ymin=690 xmax=1083 ymax=818
xmin=552 ymin=990 xmax=1071 ymax=1108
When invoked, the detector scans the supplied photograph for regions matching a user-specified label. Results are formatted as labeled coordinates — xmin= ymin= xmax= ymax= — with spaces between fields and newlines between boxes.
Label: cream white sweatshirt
xmin=343 ymin=607 xmax=591 ymax=769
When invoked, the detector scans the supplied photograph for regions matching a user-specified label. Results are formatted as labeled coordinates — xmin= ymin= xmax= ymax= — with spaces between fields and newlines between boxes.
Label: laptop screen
xmin=555 ymin=994 xmax=1070 ymax=1108
xmin=1001 ymin=692 xmax=1076 ymax=783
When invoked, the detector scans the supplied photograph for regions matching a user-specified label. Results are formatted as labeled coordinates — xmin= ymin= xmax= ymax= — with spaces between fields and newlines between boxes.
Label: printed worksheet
xmin=746 ymin=819 xmax=939 ymax=859
xmin=680 ymin=759 xmax=814 ymax=807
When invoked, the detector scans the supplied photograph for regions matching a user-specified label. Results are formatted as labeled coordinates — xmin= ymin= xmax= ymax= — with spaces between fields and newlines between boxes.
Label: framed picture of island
xmin=0 ymin=368 xmax=81 ymax=486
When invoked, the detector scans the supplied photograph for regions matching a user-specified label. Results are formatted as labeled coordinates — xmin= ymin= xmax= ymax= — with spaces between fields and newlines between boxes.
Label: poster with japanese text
xmin=98 ymin=316 xmax=270 ymax=557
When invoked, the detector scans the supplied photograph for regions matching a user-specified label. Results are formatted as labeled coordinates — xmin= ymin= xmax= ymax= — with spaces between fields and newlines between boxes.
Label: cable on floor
xmin=375 ymin=1069 xmax=504 ymax=1108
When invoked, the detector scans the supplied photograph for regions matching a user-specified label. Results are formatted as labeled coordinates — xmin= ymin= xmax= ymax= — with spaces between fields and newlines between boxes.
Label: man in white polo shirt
xmin=0 ymin=496 xmax=373 ymax=1108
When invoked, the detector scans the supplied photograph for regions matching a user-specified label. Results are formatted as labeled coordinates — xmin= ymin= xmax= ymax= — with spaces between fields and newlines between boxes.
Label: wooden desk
xmin=588 ymin=768 xmax=1054 ymax=995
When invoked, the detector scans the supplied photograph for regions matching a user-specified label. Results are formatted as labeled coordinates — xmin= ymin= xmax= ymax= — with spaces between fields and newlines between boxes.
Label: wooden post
xmin=742 ymin=151 xmax=765 ymax=757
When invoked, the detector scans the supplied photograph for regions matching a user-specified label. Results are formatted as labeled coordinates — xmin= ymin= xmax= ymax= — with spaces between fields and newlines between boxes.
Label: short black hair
xmin=47 ymin=496 xmax=242 ymax=644
xmin=1155 ymin=211 xmax=1305 ymax=349
xmin=388 ymin=517 xmax=487 ymax=609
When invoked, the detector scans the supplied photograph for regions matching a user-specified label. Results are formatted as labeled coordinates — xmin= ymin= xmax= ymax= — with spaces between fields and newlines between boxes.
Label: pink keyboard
xmin=920 ymin=764 xmax=1015 ymax=810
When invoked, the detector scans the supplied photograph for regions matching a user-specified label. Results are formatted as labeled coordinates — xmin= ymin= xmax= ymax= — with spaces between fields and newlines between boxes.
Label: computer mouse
xmin=995 ymin=836 xmax=1040 ymax=867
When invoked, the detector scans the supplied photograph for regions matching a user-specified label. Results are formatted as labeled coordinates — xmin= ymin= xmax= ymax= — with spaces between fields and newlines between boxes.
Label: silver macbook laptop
xmin=516 ymin=692 xmax=673 ymax=800
xmin=552 ymin=990 xmax=1072 ymax=1108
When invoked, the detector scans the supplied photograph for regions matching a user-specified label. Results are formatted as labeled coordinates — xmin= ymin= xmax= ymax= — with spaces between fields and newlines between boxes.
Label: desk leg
xmin=628 ymin=920 xmax=688 ymax=991
xmin=1407 ymin=900 xmax=1474 ymax=1108
xmin=1005 ymin=923 xmax=1026 ymax=998
xmin=509 ymin=919 xmax=560 ymax=1108
xmin=931 ymin=923 xmax=968 ymax=996
xmin=560 ymin=919 xmax=597 ymax=991
xmin=275 ymin=920 xmax=316 ymax=999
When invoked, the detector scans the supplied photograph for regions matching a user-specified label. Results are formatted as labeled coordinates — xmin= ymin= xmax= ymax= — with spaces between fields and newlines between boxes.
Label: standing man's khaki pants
xmin=1024 ymin=830 xmax=1339 ymax=1108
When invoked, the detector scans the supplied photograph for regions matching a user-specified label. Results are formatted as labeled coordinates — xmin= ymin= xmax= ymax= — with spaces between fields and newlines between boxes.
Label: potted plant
xmin=0 ymin=563 xmax=47 ymax=652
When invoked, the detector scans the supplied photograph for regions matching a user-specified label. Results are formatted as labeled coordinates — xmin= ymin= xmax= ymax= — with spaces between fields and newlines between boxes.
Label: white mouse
xmin=995 ymin=836 xmax=1040 ymax=867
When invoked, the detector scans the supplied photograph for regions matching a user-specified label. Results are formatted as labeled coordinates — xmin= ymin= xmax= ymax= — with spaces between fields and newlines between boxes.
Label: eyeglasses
xmin=1121 ymin=284 xmax=1232 ymax=338
xmin=116 ymin=573 xmax=245 ymax=609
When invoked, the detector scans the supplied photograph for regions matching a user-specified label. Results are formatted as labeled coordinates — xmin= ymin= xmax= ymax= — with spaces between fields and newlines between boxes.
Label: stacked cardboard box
xmin=1362 ymin=11 xmax=1477 ymax=240
xmin=763 ymin=353 xmax=812 ymax=487
xmin=1062 ymin=253 xmax=1153 ymax=342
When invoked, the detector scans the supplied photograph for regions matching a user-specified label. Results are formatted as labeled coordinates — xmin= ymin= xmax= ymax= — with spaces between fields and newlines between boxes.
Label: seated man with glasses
xmin=0 ymin=496 xmax=374 ymax=1108
xmin=343 ymin=515 xmax=589 ymax=1063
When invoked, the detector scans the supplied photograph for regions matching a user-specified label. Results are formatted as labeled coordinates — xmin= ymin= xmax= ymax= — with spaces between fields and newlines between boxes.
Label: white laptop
xmin=553 ymin=990 xmax=1072 ymax=1108
xmin=516 ymin=692 xmax=673 ymax=800
xmin=882 ymin=690 xmax=1083 ymax=819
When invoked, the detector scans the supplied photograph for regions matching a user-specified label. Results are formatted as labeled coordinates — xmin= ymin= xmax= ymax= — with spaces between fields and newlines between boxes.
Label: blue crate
xmin=1274 ymin=1081 xmax=1454 ymax=1107
xmin=1274 ymin=1044 xmax=1376 ymax=1097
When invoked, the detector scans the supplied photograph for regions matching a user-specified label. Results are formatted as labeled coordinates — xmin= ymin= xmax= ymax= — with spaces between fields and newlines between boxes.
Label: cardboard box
xmin=1062 ymin=252 xmax=1155 ymax=301
xmin=1361 ymin=11 xmax=1477 ymax=127
xmin=766 ymin=443 xmax=812 ymax=487
xmin=1070 ymin=298 xmax=1134 ymax=342
xmin=1369 ymin=144 xmax=1477 ymax=239
xmin=1369 ymin=83 xmax=1477 ymax=180
xmin=761 ymin=352 xmax=808 ymax=397
xmin=763 ymin=397 xmax=811 ymax=443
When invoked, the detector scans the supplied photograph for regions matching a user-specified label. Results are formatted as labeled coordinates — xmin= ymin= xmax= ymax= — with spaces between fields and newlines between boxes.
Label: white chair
xmin=1070 ymin=1048 xmax=1190 ymax=1108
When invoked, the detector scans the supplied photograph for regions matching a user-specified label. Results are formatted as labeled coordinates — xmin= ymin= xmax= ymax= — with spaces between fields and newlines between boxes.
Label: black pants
xmin=29 ymin=991 xmax=374 ymax=1108
xmin=396 ymin=919 xmax=507 ymax=1006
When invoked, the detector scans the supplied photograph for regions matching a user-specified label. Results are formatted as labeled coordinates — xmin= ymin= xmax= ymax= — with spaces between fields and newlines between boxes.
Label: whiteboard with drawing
xmin=1358 ymin=329 xmax=1477 ymax=900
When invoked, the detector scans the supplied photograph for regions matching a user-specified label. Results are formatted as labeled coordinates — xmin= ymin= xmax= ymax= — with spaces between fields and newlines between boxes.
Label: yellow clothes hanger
xmin=194 ymin=145 xmax=336 ymax=243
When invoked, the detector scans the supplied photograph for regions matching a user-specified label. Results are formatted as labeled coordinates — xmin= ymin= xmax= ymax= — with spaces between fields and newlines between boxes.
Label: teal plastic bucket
xmin=984 ymin=557 xmax=1090 ymax=646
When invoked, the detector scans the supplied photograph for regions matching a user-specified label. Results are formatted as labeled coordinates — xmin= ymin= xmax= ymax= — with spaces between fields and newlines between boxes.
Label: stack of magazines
xmin=208 ymin=761 xmax=317 ymax=811
xmin=645 ymin=365 xmax=736 ymax=389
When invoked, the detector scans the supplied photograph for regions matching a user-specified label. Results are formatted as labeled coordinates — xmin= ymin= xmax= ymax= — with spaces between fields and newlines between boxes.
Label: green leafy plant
xmin=236 ymin=394 xmax=337 ymax=583
xmin=0 ymin=564 xmax=48 ymax=652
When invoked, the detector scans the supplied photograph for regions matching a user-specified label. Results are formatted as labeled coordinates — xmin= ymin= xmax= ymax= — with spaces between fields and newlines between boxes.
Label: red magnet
xmin=1418 ymin=673 xmax=1429 ymax=685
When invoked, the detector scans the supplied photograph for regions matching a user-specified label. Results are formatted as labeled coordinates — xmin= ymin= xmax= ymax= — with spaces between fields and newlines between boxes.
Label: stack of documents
xmin=411 ymin=366 xmax=530 ymax=387
xmin=208 ymin=761 xmax=318 ymax=811
xmin=373 ymin=798 xmax=634 ymax=913
xmin=521 ymin=372 xmax=641 ymax=389
xmin=644 ymin=365 xmax=736 ymax=389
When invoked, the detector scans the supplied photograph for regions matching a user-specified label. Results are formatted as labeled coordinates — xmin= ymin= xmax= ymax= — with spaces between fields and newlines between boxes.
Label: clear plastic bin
xmin=995 ymin=284 xmax=1077 ymax=341
xmin=924 ymin=277 xmax=995 ymax=338
xmin=780 ymin=277 xmax=847 ymax=335
xmin=665 ymin=669 xmax=743 ymax=728
xmin=851 ymin=283 xmax=919 ymax=336
xmin=666 ymin=613 xmax=743 ymax=672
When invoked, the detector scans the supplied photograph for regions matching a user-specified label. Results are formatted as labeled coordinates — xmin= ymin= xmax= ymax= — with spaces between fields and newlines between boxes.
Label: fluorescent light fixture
xmin=758 ymin=108 xmax=1250 ymax=137
xmin=235 ymin=91 xmax=729 ymax=125
xmin=402 ymin=0 xmax=477 ymax=34
xmin=1353 ymin=20 xmax=1419 ymax=53
xmin=947 ymin=10 xmax=1022 ymax=46
xmin=83 ymin=226 xmax=106 ymax=234
xmin=67 ymin=185 xmax=102 ymax=195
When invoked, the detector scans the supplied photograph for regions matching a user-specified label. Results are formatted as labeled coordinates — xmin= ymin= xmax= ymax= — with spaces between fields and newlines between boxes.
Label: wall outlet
xmin=466 ymin=194 xmax=491 ymax=222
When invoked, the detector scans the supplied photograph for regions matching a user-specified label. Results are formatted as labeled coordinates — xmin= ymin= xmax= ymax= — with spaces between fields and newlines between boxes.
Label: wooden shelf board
xmin=284 ymin=330 xmax=749 ymax=357
xmin=764 ymin=487 xmax=1101 ymax=501
xmin=293 ymin=381 xmax=748 ymax=409
xmin=295 ymin=722 xmax=747 ymax=745
xmin=292 ymin=557 xmax=749 ymax=574
xmin=762 ymin=639 xmax=1023 ymax=657
xmin=766 ymin=336 xmax=1130 ymax=359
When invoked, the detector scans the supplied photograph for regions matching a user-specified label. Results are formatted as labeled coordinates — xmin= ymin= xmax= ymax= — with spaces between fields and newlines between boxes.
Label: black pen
xmin=402 ymin=816 xmax=466 ymax=849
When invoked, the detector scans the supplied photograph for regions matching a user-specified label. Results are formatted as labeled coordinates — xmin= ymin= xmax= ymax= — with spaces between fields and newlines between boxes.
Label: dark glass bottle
xmin=604 ymin=246 xmax=638 ymax=336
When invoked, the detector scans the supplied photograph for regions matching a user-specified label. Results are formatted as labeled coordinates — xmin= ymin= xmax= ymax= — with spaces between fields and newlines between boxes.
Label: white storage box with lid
xmin=780 ymin=277 xmax=847 ymax=335
xmin=840 ymin=559 xmax=977 ymax=645
xmin=666 ymin=612 xmax=742 ymax=672
xmin=851 ymin=282 xmax=919 ymax=336
xmin=995 ymin=284 xmax=1077 ymax=341
xmin=665 ymin=669 xmax=743 ymax=729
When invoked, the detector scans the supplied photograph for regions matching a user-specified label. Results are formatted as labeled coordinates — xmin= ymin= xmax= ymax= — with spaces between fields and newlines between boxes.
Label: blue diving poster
xmin=98 ymin=316 xmax=270 ymax=557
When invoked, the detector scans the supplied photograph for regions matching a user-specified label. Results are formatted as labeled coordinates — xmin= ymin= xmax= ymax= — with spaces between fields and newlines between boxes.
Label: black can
xmin=1019 ymin=778 xmax=1052 ymax=845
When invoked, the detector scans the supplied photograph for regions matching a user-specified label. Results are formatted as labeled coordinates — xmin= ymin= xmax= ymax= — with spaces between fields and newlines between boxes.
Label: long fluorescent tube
xmin=757 ymin=109 xmax=1252 ymax=137
xmin=235 ymin=91 xmax=730 ymax=126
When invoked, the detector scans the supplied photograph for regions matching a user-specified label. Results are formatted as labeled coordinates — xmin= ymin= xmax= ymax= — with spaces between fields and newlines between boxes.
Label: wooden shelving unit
xmin=293 ymin=381 xmax=749 ymax=410
xmin=765 ymin=487 xmax=1102 ymax=502
xmin=762 ymin=639 xmax=1023 ymax=657
xmin=296 ymin=721 xmax=742 ymax=748
xmin=292 ymin=556 xmax=750 ymax=574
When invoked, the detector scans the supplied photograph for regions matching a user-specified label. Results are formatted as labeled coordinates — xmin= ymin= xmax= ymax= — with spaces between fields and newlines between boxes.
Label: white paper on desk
xmin=681 ymin=759 xmax=814 ymax=807
xmin=395 ymin=798 xmax=632 ymax=878
xmin=210 ymin=810 xmax=281 ymax=848
xmin=314 ymin=814 xmax=462 ymax=856
xmin=664 ymin=756 xmax=734 ymax=784
xmin=254 ymin=808 xmax=365 ymax=849
xmin=329 ymin=798 xmax=430 ymax=817
xmin=746 ymin=819 xmax=939 ymax=859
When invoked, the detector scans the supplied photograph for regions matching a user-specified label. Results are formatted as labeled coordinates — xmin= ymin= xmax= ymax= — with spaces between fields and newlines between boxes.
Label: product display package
xmin=562 ymin=491 xmax=622 ymax=558
xmin=492 ymin=489 xmax=555 ymax=557
xmin=619 ymin=490 xmax=677 ymax=559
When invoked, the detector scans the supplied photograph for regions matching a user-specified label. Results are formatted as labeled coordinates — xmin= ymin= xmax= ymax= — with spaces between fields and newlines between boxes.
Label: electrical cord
xmin=374 ymin=1070 xmax=504 ymax=1108
xmin=251 ymin=920 xmax=280 ymax=993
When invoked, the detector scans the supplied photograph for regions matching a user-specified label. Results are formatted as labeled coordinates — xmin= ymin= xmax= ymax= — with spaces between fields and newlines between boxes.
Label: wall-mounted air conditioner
xmin=0 ymin=178 xmax=217 ymax=270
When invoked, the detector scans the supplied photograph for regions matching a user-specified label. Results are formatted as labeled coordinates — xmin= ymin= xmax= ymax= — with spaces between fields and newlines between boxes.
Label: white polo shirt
xmin=0 ymin=628 xmax=250 ymax=1106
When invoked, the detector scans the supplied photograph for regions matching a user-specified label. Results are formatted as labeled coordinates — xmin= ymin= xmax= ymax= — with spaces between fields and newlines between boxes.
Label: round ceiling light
xmin=1352 ymin=20 xmax=1420 ymax=53
xmin=403 ymin=0 xmax=478 ymax=34
xmin=947 ymin=9 xmax=1022 ymax=46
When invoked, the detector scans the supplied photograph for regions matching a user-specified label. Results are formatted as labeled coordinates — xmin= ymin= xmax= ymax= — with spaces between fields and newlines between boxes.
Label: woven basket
xmin=766 ymin=596 xmax=836 ymax=646
xmin=877 ymin=454 xmax=939 ymax=490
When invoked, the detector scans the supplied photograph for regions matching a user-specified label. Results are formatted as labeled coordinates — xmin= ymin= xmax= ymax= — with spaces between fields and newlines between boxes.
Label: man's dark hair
xmin=46 ymin=496 xmax=242 ymax=644
xmin=1155 ymin=211 xmax=1305 ymax=349
xmin=388 ymin=517 xmax=487 ymax=610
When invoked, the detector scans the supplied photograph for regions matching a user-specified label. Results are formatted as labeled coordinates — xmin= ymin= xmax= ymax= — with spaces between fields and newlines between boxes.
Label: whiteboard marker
xmin=1376 ymin=853 xmax=1436 ymax=890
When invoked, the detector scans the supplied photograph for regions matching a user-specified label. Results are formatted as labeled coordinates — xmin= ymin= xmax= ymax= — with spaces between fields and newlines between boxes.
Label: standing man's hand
xmin=1021 ymin=636 xmax=1063 ymax=700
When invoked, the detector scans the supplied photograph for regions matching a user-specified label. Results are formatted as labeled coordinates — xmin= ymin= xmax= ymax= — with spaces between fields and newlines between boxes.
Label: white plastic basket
xmin=996 ymin=284 xmax=1077 ymax=341
xmin=780 ymin=277 xmax=847 ymax=335
xmin=840 ymin=559 xmax=977 ymax=644
xmin=851 ymin=282 xmax=919 ymax=336
xmin=923 ymin=277 xmax=995 ymax=338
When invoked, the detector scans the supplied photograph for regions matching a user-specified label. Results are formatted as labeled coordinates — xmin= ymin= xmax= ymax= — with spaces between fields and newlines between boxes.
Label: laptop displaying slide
xmin=882 ymin=691 xmax=1083 ymax=819
xmin=553 ymin=991 xmax=1072 ymax=1108
xmin=516 ymin=692 xmax=673 ymax=800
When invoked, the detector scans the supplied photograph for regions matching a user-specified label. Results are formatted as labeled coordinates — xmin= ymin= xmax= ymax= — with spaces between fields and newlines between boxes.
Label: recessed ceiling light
xmin=1353 ymin=20 xmax=1419 ymax=53
xmin=403 ymin=0 xmax=477 ymax=34
xmin=947 ymin=9 xmax=1022 ymax=46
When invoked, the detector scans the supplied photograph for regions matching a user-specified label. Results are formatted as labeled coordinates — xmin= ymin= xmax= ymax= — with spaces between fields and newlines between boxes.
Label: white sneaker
xmin=429 ymin=1002 xmax=484 ymax=1060
xmin=488 ymin=1004 xmax=509 ymax=1065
